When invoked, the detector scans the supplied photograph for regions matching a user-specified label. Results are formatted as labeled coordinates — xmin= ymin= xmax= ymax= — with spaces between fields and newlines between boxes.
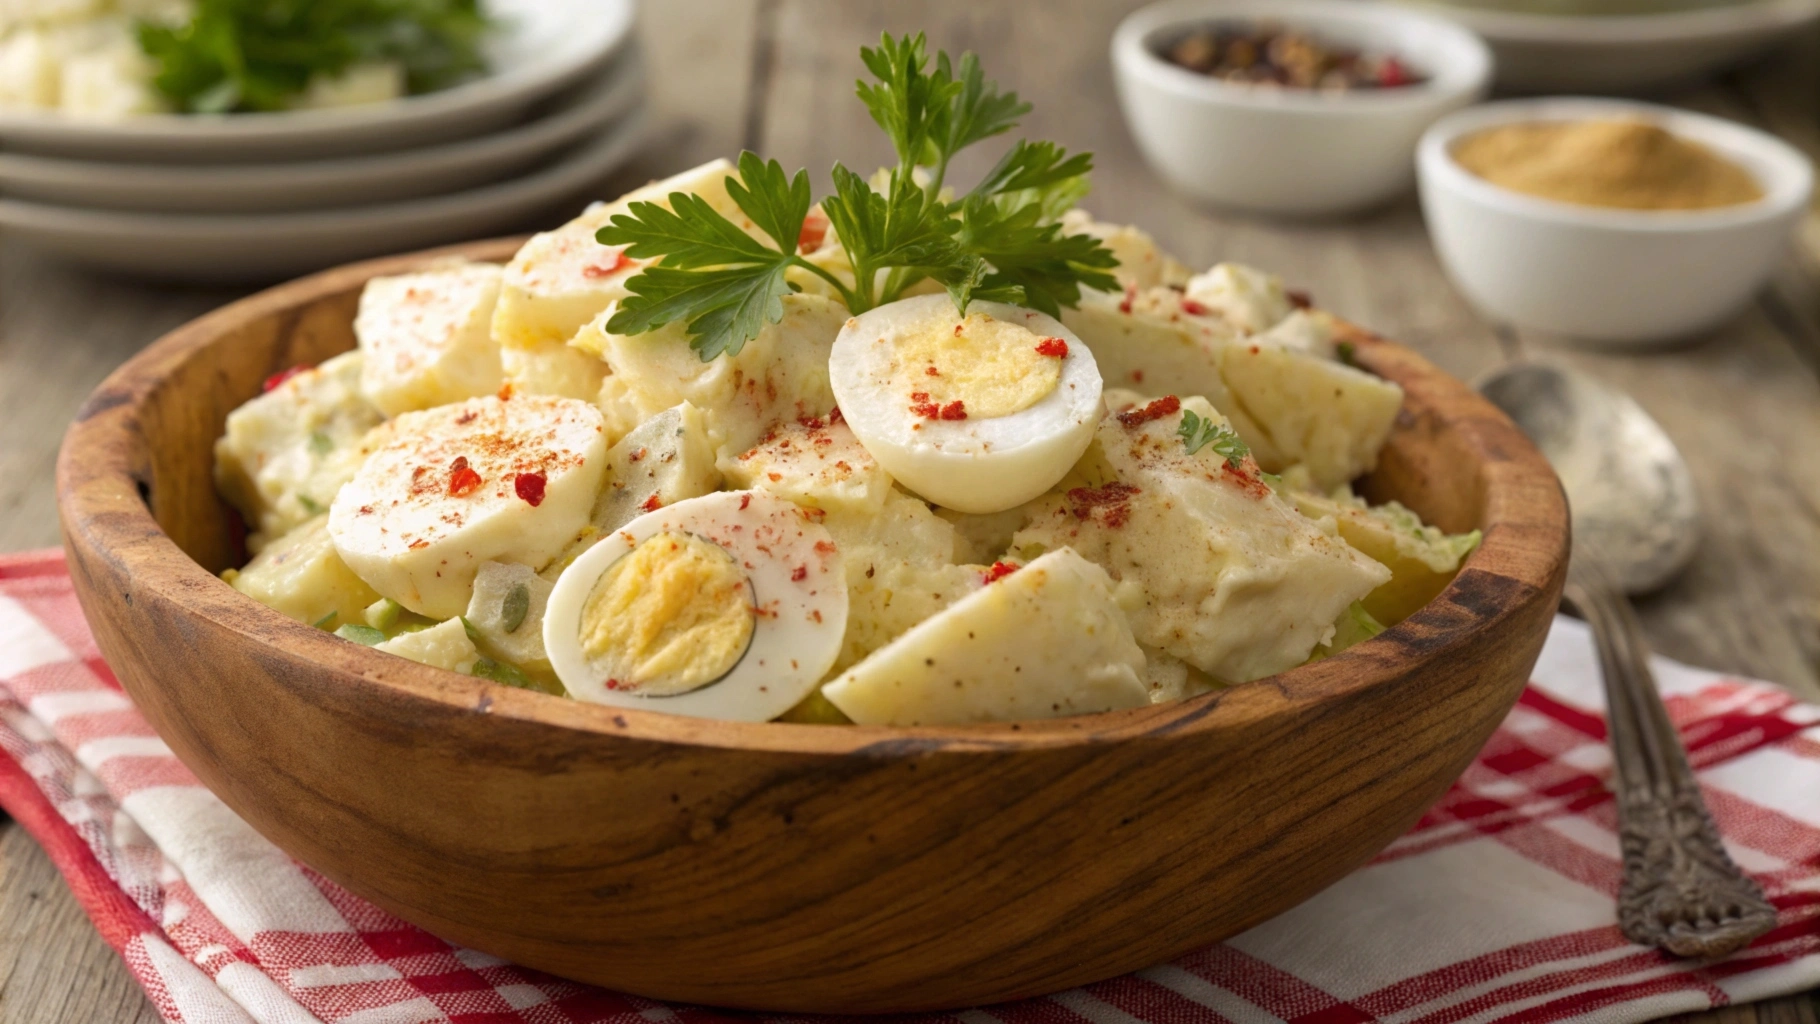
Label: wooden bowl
xmin=57 ymin=239 xmax=1568 ymax=1013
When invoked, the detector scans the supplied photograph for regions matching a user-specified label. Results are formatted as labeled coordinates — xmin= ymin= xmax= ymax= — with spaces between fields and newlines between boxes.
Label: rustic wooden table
xmin=2 ymin=1 xmax=1818 ymax=1020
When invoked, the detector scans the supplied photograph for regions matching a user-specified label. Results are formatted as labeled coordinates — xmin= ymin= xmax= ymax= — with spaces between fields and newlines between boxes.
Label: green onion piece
xmin=308 ymin=431 xmax=334 ymax=455
xmin=364 ymin=598 xmax=403 ymax=632
xmin=500 ymin=584 xmax=530 ymax=634
xmin=1335 ymin=341 xmax=1357 ymax=365
xmin=472 ymin=657 xmax=531 ymax=688
xmin=334 ymin=623 xmax=387 ymax=646
xmin=297 ymin=494 xmax=325 ymax=516
xmin=310 ymin=611 xmax=337 ymax=630
xmin=459 ymin=616 xmax=484 ymax=644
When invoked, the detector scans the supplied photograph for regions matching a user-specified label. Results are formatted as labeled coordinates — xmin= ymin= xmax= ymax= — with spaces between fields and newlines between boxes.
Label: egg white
xmin=543 ymin=491 xmax=848 ymax=721
xmin=829 ymin=294 xmax=1102 ymax=514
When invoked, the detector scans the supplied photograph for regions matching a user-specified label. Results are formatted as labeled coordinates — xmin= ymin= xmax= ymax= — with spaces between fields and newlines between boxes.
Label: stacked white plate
xmin=0 ymin=0 xmax=644 ymax=281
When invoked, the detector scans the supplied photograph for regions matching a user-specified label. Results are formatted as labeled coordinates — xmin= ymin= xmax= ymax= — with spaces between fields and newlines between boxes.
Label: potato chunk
xmin=491 ymin=160 xmax=760 ymax=350
xmin=1061 ymin=289 xmax=1285 ymax=470
xmin=545 ymin=402 xmax=724 ymax=577
xmin=463 ymin=561 xmax=555 ymax=673
xmin=1012 ymin=398 xmax=1389 ymax=683
xmin=822 ymin=549 xmax=1150 ymax=726
xmin=572 ymin=292 xmax=847 ymax=460
xmin=500 ymin=340 xmax=609 ymax=406
xmin=229 ymin=516 xmax=380 ymax=628
xmin=374 ymin=618 xmax=479 ymax=675
xmin=821 ymin=490 xmax=978 ymax=672
xmin=1059 ymin=210 xmax=1192 ymax=291
xmin=1184 ymin=262 xmax=1293 ymax=335
xmin=720 ymin=417 xmax=890 ymax=515
xmin=354 ymin=262 xmax=503 ymax=416
xmin=1217 ymin=318 xmax=1403 ymax=490
xmin=1283 ymin=473 xmax=1481 ymax=626
xmin=214 ymin=352 xmax=384 ymax=550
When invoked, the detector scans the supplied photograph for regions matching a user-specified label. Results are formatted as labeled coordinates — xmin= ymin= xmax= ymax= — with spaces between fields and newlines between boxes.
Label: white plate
xmin=0 ymin=111 xmax=647 ymax=282
xmin=0 ymin=0 xmax=636 ymax=161
xmin=1391 ymin=0 xmax=1820 ymax=92
xmin=0 ymin=49 xmax=644 ymax=213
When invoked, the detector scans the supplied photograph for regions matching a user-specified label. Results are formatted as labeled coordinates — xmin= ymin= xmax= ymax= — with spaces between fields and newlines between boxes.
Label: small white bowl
xmin=1417 ymin=98 xmax=1813 ymax=346
xmin=1111 ymin=0 xmax=1493 ymax=216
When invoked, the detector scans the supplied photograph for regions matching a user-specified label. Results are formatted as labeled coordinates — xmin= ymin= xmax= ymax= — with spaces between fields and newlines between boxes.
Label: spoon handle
xmin=1563 ymin=560 xmax=1777 ymax=958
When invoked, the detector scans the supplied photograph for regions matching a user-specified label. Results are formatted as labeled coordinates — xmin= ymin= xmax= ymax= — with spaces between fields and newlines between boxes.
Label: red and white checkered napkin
xmin=5 ymin=548 xmax=1820 ymax=1024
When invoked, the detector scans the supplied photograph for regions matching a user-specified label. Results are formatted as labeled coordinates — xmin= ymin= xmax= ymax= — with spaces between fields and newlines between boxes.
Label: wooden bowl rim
xmin=56 ymin=237 xmax=1568 ymax=756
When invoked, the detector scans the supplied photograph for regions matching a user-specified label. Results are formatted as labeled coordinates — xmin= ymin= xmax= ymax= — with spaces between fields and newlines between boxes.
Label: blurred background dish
xmin=0 ymin=109 xmax=647 ymax=281
xmin=1391 ymin=0 xmax=1820 ymax=93
xmin=1111 ymin=0 xmax=1492 ymax=217
xmin=1417 ymin=97 xmax=1812 ymax=345
xmin=0 ymin=0 xmax=636 ymax=161
xmin=0 ymin=47 xmax=644 ymax=213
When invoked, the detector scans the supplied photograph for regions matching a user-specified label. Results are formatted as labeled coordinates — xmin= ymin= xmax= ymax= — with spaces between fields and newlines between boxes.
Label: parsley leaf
xmin=606 ymin=264 xmax=794 ymax=362
xmin=138 ymin=0 xmax=491 ymax=114
xmin=955 ymin=194 xmax=1120 ymax=317
xmin=596 ymin=36 xmax=1121 ymax=358
xmin=1179 ymin=409 xmax=1252 ymax=468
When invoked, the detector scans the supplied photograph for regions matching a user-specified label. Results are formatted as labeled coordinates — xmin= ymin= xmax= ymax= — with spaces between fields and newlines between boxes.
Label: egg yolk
xmin=578 ymin=531 xmax=754 ymax=696
xmin=893 ymin=311 xmax=1062 ymax=420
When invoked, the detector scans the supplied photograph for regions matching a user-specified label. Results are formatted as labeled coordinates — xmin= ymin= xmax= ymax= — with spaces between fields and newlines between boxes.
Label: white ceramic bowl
xmin=1417 ymin=98 xmax=1813 ymax=346
xmin=0 ymin=51 xmax=644 ymax=214
xmin=1392 ymin=0 xmax=1820 ymax=94
xmin=1111 ymin=0 xmax=1493 ymax=216
xmin=0 ymin=0 xmax=634 ymax=162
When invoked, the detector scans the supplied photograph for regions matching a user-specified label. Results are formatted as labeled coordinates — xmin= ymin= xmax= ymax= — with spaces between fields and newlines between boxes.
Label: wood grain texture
xmin=4 ymin=1 xmax=1820 ymax=1019
xmin=53 ymin=241 xmax=1565 ymax=1011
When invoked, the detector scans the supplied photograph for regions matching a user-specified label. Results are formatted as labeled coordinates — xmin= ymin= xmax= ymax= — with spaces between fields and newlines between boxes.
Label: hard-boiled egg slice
xmin=828 ymin=293 xmax=1101 ymax=514
xmin=544 ymin=491 xmax=847 ymax=721
xmin=328 ymin=393 xmax=608 ymax=619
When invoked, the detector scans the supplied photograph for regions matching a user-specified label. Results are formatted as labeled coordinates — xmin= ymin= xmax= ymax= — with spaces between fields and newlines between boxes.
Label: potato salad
xmin=213 ymin=35 xmax=1479 ymax=726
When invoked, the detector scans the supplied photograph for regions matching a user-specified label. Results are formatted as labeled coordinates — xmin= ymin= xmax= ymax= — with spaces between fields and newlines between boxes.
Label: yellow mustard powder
xmin=1452 ymin=119 xmax=1763 ymax=211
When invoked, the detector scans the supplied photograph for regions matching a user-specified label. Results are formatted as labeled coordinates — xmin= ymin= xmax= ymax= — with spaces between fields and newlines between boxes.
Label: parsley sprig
xmin=1179 ymin=409 xmax=1252 ymax=468
xmin=597 ymin=33 xmax=1120 ymax=361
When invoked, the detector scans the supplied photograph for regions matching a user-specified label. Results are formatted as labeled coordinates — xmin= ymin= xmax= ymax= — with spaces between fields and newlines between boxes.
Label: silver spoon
xmin=1479 ymin=363 xmax=1775 ymax=959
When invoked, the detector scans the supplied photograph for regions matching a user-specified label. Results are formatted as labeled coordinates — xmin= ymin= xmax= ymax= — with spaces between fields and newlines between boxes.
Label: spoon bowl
xmin=1479 ymin=362 xmax=1699 ymax=593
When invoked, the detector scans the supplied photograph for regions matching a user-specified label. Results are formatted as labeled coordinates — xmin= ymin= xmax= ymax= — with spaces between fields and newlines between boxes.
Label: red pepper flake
xmin=828 ymin=407 xmax=843 ymax=424
xmin=606 ymin=679 xmax=620 ymax=690
xmin=939 ymin=400 xmax=967 ymax=421
xmin=1118 ymin=285 xmax=1137 ymax=315
xmin=814 ymin=539 xmax=835 ymax=555
xmin=640 ymin=494 xmax=663 ymax=513
xmin=448 ymin=457 xmax=482 ymax=497
xmin=1287 ymin=289 xmax=1313 ymax=309
xmin=1378 ymin=57 xmax=1414 ymax=88
xmin=1181 ymin=299 xmax=1209 ymax=316
xmin=953 ymin=323 xmax=964 ymax=336
xmin=982 ymin=561 xmax=1019 ymax=584
xmin=455 ymin=409 xmax=478 ymax=426
xmin=1034 ymin=337 xmax=1068 ymax=358
xmin=797 ymin=413 xmax=825 ymax=430
xmin=797 ymin=214 xmax=828 ymax=253
xmin=1117 ymin=395 xmax=1181 ymax=427
xmin=1131 ymin=369 xmax=1145 ymax=383
xmin=738 ymin=493 xmax=752 ymax=511
xmin=1065 ymin=482 xmax=1140 ymax=524
xmin=909 ymin=391 xmax=941 ymax=419
xmin=767 ymin=472 xmax=783 ymax=482
xmin=497 ymin=382 xmax=515 ymax=401
xmin=514 ymin=472 xmax=547 ymax=507
xmin=628 ymin=447 xmax=647 ymax=463
xmin=408 ymin=538 xmax=429 ymax=550
xmin=261 ymin=365 xmax=309 ymax=392
xmin=582 ymin=251 xmax=634 ymax=279
xmin=925 ymin=365 xmax=941 ymax=376
xmin=791 ymin=565 xmax=808 ymax=582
